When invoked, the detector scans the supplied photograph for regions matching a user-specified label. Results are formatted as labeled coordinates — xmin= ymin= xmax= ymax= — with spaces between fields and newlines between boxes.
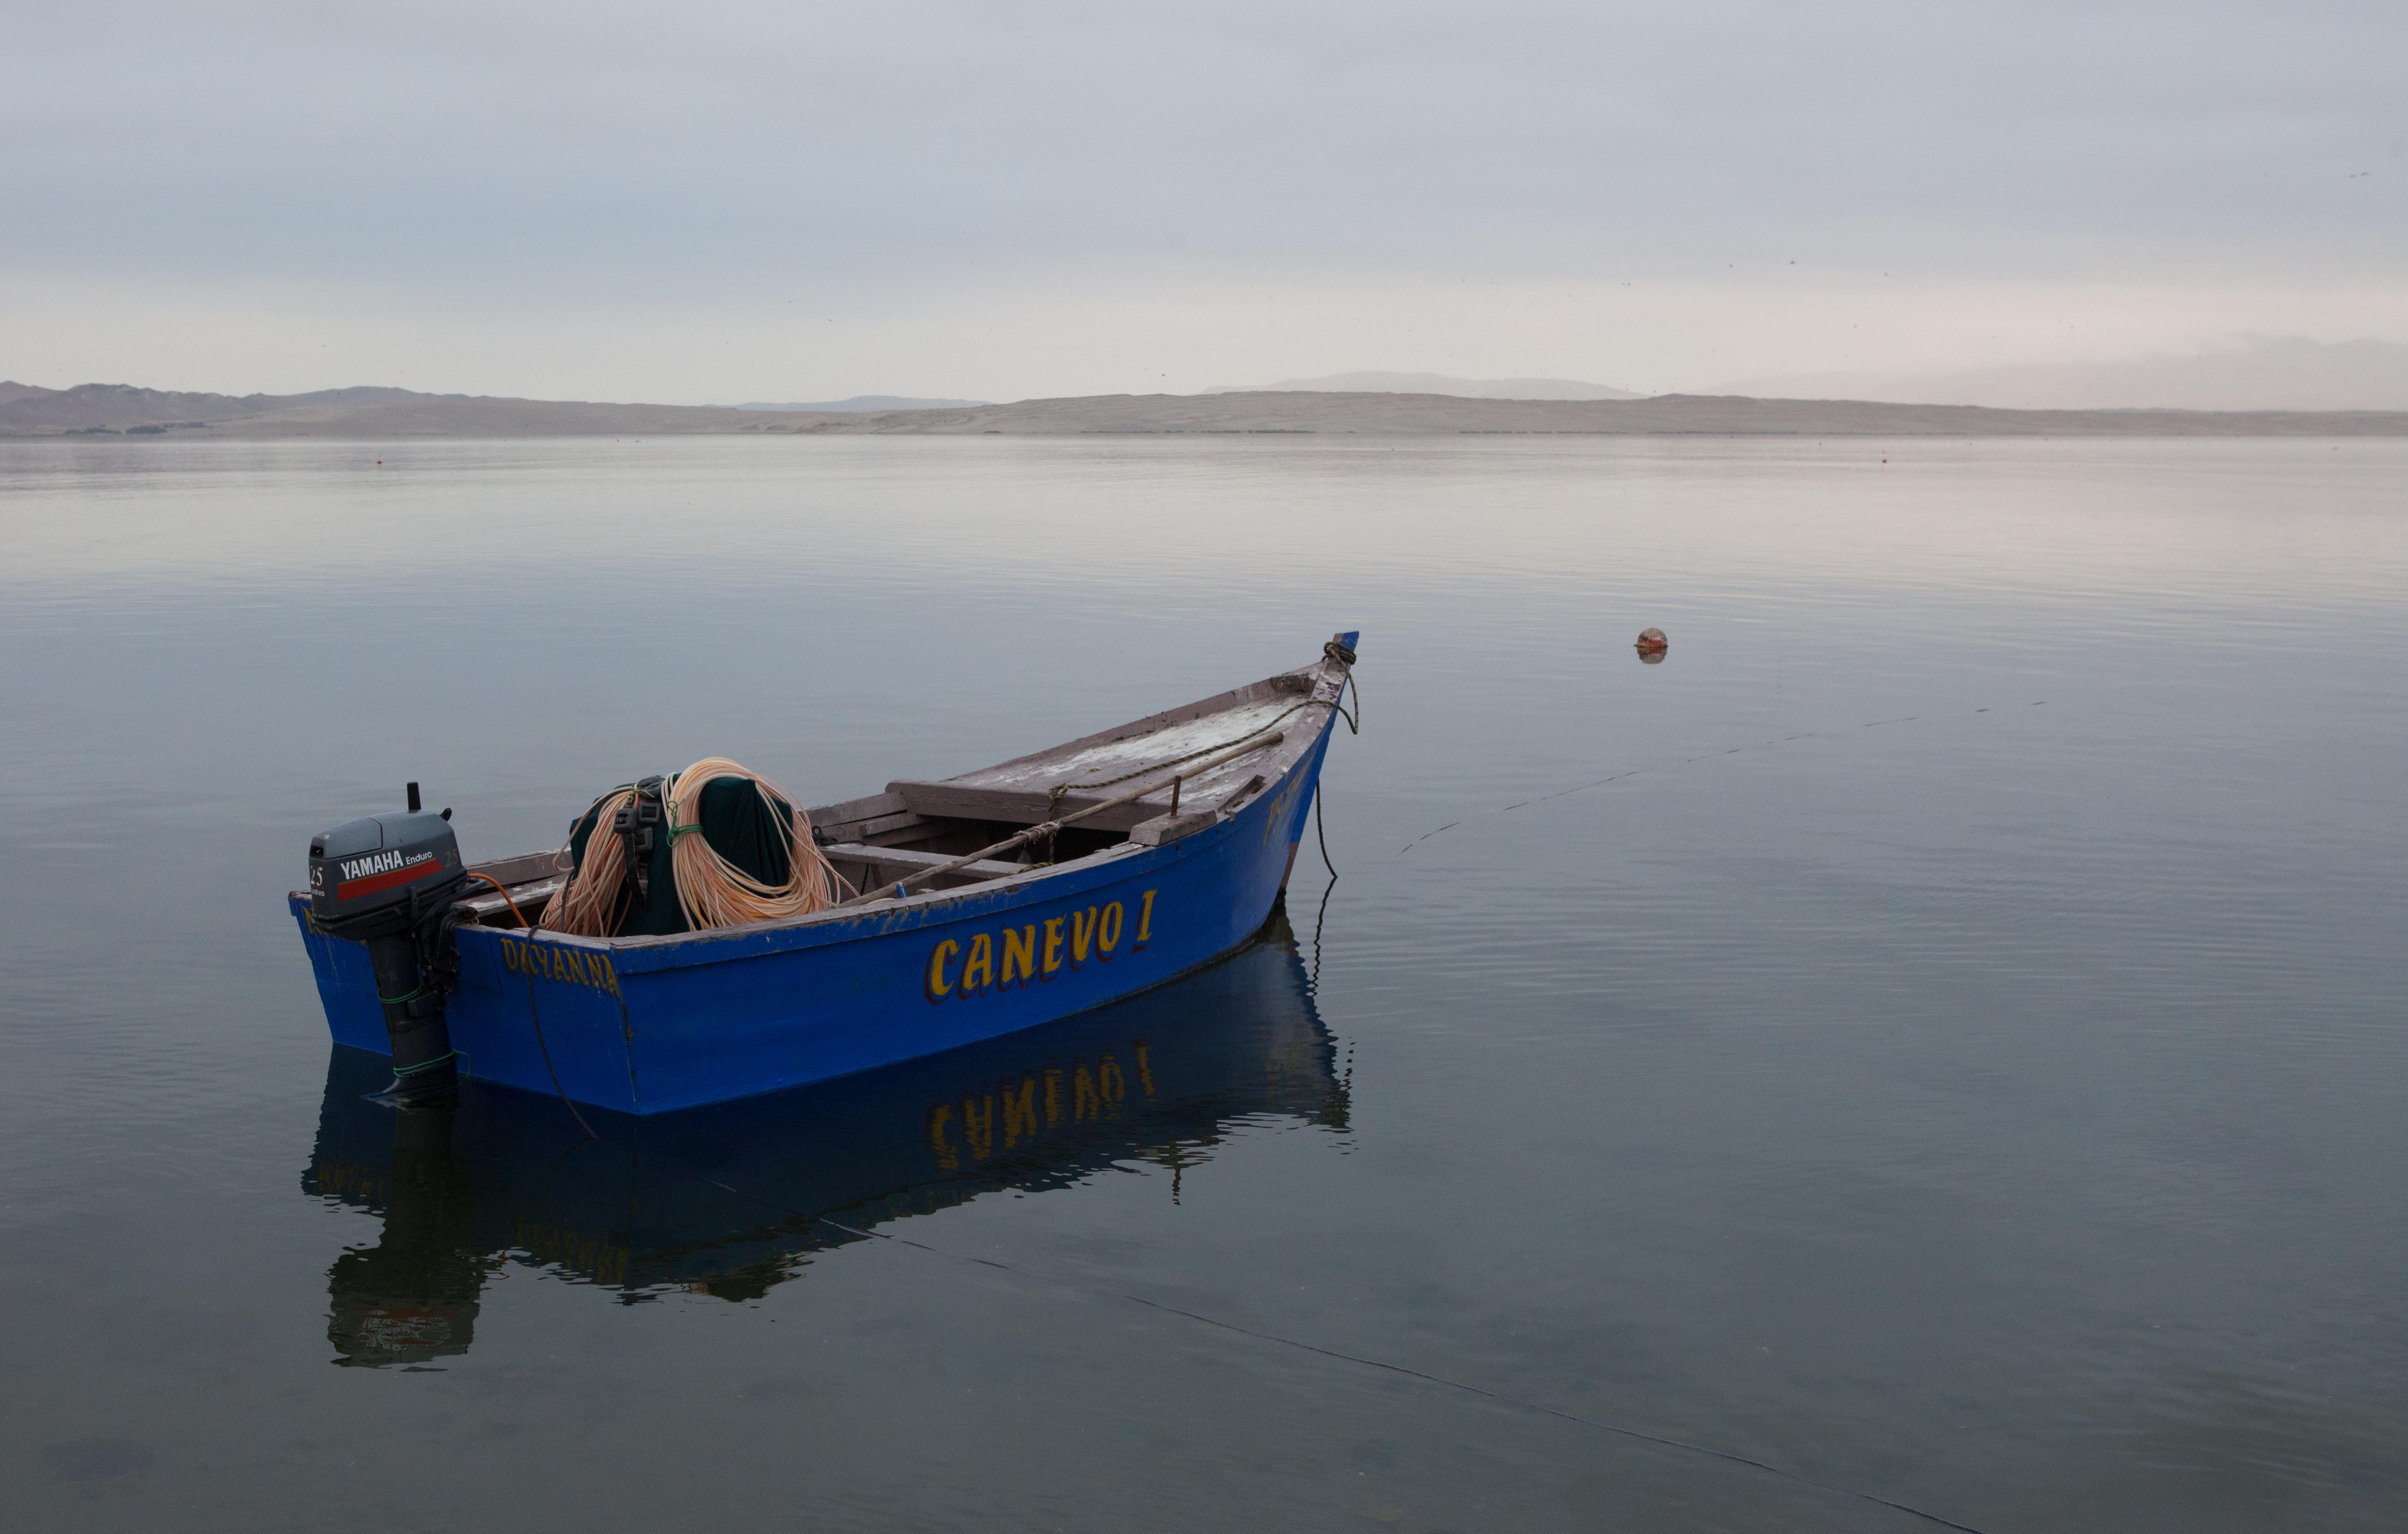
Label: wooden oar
xmin=837 ymin=731 xmax=1286 ymax=907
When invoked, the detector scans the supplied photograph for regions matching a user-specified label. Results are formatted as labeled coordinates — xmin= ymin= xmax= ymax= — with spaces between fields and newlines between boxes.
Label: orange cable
xmin=461 ymin=871 xmax=536 ymax=931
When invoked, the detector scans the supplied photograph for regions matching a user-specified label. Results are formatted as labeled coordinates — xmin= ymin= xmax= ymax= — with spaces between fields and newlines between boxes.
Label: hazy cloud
xmin=4 ymin=1 xmax=2402 ymax=397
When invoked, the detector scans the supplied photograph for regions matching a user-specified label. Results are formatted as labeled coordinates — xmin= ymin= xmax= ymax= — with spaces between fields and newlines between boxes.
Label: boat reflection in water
xmin=303 ymin=914 xmax=1349 ymax=1367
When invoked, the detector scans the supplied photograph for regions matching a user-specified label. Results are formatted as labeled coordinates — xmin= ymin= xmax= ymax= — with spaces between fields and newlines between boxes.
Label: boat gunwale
xmin=286 ymin=637 xmax=1352 ymax=974
xmin=290 ymin=822 xmax=1174 ymax=958
xmin=930 ymin=665 xmax=1322 ymax=793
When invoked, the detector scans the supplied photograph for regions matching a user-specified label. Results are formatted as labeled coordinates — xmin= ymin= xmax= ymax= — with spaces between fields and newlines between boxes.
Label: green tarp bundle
xmin=562 ymin=775 xmax=799 ymax=937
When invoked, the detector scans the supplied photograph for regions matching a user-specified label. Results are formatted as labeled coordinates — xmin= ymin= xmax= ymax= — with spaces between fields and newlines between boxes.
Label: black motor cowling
xmin=309 ymin=783 xmax=470 ymax=1102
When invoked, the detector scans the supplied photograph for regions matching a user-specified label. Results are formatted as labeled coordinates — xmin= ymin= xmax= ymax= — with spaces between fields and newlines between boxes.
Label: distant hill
xmin=1 ymin=381 xmax=269 ymax=432
xmin=7 ymin=379 xmax=2404 ymax=439
xmin=1204 ymin=371 xmax=1644 ymax=401
xmin=735 ymin=395 xmax=989 ymax=412
xmin=1715 ymin=336 xmax=2408 ymax=412
xmin=772 ymin=391 xmax=2408 ymax=438
xmin=0 ymin=381 xmax=445 ymax=430
xmin=0 ymin=382 xmax=841 ymax=438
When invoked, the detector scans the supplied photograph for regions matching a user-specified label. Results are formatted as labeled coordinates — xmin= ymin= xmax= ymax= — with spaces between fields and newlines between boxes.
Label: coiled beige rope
xmin=539 ymin=759 xmax=847 ymax=937
xmin=539 ymin=786 xmax=638 ymax=937
xmin=666 ymin=757 xmax=847 ymax=930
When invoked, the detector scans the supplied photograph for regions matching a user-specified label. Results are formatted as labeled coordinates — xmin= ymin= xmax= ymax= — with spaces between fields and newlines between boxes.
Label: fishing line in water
xmin=663 ymin=664 xmax=1998 ymax=1524
xmin=691 ymin=1175 xmax=1987 ymax=1534
xmin=1396 ymin=700 xmax=2047 ymax=857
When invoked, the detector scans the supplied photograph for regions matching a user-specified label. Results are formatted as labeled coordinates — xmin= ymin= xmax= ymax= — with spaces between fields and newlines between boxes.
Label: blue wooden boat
xmin=291 ymin=633 xmax=1358 ymax=1114
xmin=303 ymin=920 xmax=1346 ymax=1363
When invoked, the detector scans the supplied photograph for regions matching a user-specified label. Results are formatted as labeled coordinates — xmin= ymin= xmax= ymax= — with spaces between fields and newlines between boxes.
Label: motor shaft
xmin=366 ymin=931 xmax=457 ymax=1102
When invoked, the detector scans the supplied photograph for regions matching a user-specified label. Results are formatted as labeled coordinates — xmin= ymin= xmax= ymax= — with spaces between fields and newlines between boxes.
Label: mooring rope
xmin=522 ymin=955 xmax=596 ymax=1141
xmin=1308 ymin=787 xmax=1340 ymax=992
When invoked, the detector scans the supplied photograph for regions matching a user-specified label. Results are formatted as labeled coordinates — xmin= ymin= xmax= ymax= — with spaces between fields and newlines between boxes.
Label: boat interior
xmin=446 ymin=649 xmax=1347 ymax=934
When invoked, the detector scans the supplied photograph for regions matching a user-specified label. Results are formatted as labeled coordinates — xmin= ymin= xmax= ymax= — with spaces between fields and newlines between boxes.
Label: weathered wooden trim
xmin=888 ymin=738 xmax=1304 ymax=832
xmin=937 ymin=670 xmax=1314 ymax=791
xmin=1129 ymin=810 xmax=1220 ymax=847
xmin=1133 ymin=772 xmax=1270 ymax=846
xmin=1215 ymin=773 xmax=1268 ymax=814
xmin=466 ymin=850 xmax=566 ymax=887
xmin=805 ymin=790 xmax=909 ymax=826
xmin=457 ymin=875 xmax=562 ymax=925
xmin=844 ymin=810 xmax=940 ymax=846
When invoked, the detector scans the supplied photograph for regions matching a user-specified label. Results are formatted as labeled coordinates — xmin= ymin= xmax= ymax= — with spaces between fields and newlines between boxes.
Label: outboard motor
xmin=309 ymin=783 xmax=470 ymax=1102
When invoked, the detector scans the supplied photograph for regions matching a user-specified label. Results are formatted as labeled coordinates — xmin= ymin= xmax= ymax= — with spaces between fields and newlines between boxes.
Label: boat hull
xmin=292 ymin=718 xmax=1336 ymax=1113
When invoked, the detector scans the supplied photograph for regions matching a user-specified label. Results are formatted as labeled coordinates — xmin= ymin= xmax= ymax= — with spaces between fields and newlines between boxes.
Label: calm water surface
xmin=3 ymin=437 xmax=2405 ymax=1531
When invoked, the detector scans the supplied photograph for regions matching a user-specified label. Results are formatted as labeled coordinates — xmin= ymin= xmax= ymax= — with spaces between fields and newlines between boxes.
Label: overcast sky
xmin=4 ymin=0 xmax=2401 ymax=400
